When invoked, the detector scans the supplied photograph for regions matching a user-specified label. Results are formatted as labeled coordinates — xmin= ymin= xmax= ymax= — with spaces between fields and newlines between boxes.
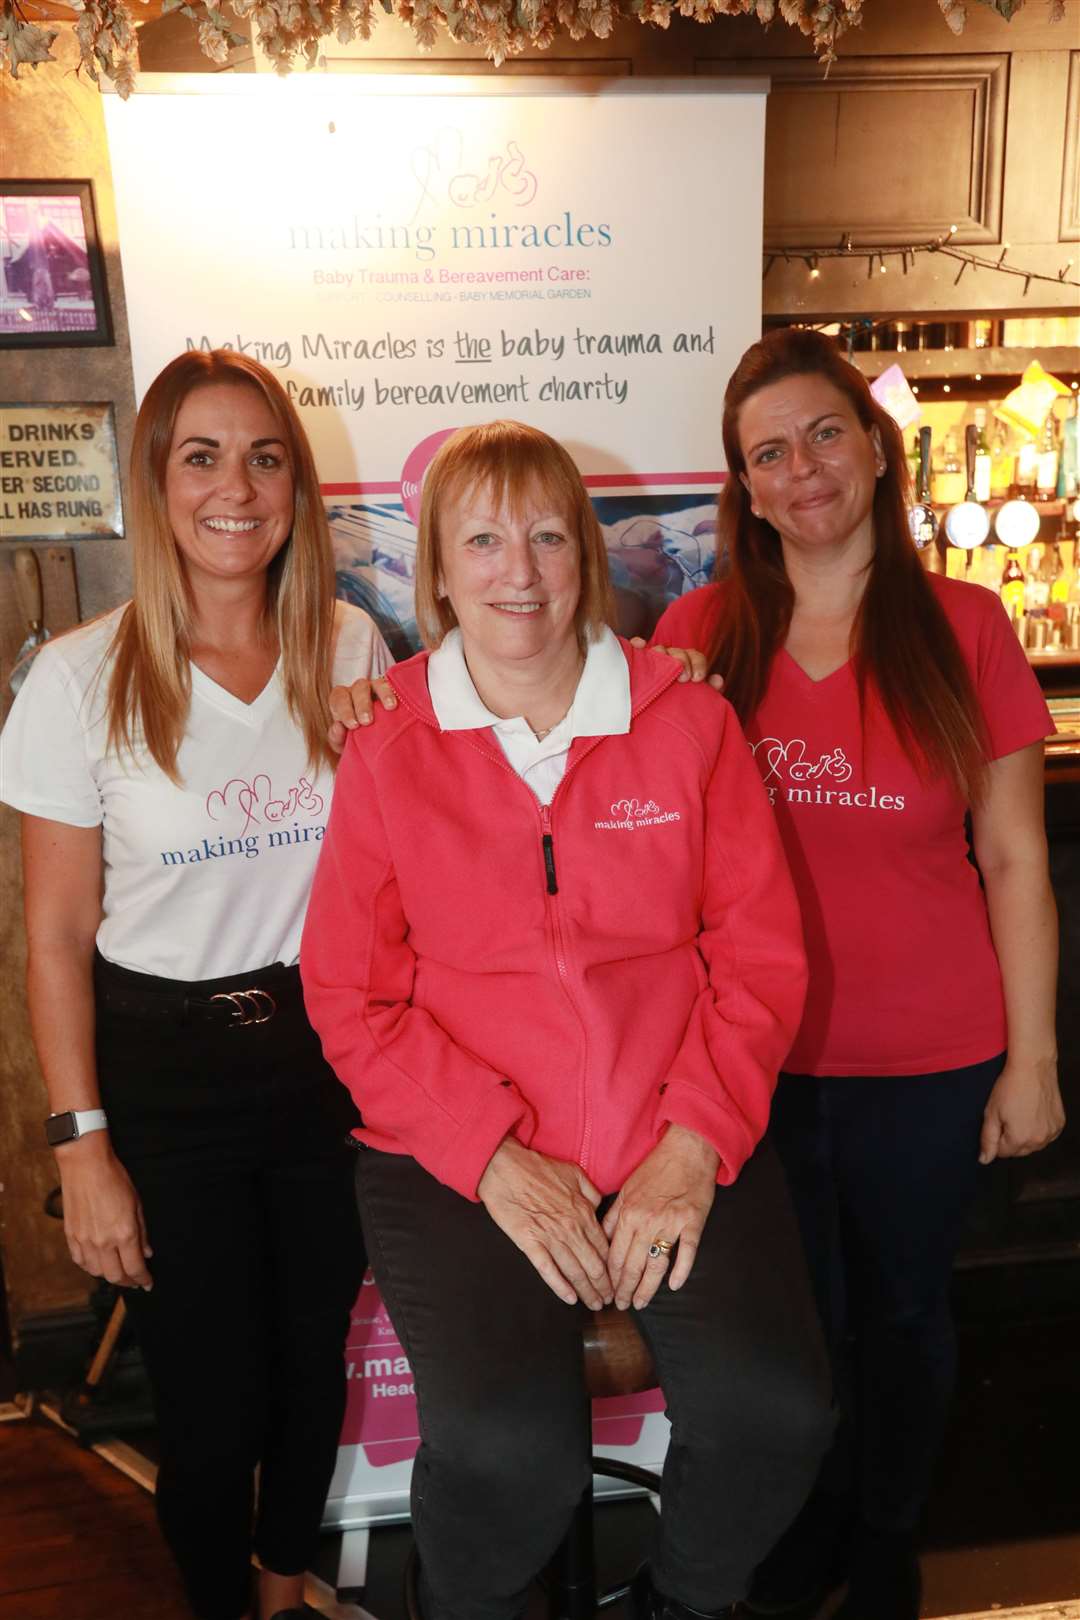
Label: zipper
xmin=541 ymin=816 xmax=558 ymax=895
xmin=446 ymin=730 xmax=594 ymax=1164
xmin=539 ymin=800 xmax=587 ymax=1166
xmin=538 ymin=736 xmax=619 ymax=1177
xmin=536 ymin=668 xmax=681 ymax=1173
xmin=393 ymin=654 xmax=683 ymax=1178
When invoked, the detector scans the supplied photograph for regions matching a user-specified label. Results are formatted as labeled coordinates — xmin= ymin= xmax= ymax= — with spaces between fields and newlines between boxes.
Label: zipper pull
xmin=541 ymin=805 xmax=558 ymax=895
xmin=542 ymin=832 xmax=558 ymax=895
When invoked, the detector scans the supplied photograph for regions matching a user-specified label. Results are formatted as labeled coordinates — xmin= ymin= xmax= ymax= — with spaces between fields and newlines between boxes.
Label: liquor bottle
xmin=937 ymin=432 xmax=966 ymax=505
xmin=989 ymin=418 xmax=1012 ymax=498
xmin=1061 ymin=398 xmax=1079 ymax=501
xmin=1026 ymin=544 xmax=1051 ymax=618
xmin=909 ymin=426 xmax=937 ymax=552
xmin=1036 ymin=412 xmax=1060 ymax=501
xmin=972 ymin=408 xmax=992 ymax=503
xmin=1049 ymin=541 xmax=1069 ymax=617
xmin=1000 ymin=550 xmax=1025 ymax=618
xmin=1015 ymin=435 xmax=1038 ymax=498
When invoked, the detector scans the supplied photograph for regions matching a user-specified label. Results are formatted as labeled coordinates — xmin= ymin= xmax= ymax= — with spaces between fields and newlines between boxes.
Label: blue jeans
xmin=769 ymin=1053 xmax=1005 ymax=1533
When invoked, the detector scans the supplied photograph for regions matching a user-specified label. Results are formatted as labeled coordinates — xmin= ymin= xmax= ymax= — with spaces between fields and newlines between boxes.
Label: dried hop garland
xmin=0 ymin=0 xmax=1068 ymax=94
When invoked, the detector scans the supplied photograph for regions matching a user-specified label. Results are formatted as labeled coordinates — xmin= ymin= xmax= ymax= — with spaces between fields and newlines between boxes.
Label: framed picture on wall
xmin=0 ymin=181 xmax=113 ymax=349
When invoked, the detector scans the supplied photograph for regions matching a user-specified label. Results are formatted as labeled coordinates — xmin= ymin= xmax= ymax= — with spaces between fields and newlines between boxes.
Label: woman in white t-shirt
xmin=1 ymin=350 xmax=390 ymax=1620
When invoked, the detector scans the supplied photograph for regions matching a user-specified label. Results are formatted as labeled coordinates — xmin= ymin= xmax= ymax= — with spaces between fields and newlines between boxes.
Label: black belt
xmin=94 ymin=953 xmax=305 ymax=1030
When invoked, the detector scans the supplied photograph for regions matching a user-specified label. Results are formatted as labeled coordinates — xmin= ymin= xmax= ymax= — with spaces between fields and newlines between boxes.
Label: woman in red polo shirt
xmin=653 ymin=328 xmax=1063 ymax=1620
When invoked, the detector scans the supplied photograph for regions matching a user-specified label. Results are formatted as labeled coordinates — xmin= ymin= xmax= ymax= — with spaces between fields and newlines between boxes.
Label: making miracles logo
xmin=751 ymin=738 xmax=906 ymax=813
xmin=595 ymin=796 xmax=682 ymax=831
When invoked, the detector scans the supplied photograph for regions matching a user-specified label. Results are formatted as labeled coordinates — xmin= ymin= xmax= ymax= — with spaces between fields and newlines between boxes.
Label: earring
xmin=875 ymin=462 xmax=886 ymax=476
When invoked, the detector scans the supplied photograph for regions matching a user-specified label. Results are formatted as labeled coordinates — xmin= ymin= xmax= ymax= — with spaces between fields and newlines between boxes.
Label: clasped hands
xmin=477 ymin=1125 xmax=720 ymax=1313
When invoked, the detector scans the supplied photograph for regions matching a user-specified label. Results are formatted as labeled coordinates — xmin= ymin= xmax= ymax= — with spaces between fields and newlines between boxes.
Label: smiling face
xmin=737 ymin=373 xmax=883 ymax=558
xmin=164 ymin=382 xmax=295 ymax=590
xmin=435 ymin=477 xmax=582 ymax=670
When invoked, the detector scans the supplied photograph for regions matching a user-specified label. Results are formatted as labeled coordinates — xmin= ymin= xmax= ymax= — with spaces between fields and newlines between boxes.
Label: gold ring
xmin=648 ymin=1239 xmax=674 ymax=1260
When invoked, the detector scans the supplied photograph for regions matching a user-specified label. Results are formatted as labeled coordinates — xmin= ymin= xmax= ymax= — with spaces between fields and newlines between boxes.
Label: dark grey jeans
xmin=358 ymin=1140 xmax=833 ymax=1620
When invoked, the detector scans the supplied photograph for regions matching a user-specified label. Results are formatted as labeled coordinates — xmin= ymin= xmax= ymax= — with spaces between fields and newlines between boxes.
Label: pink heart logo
xmin=205 ymin=774 xmax=271 ymax=835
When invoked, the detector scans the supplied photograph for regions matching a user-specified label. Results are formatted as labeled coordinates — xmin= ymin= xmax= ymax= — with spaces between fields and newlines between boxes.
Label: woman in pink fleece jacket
xmin=300 ymin=421 xmax=831 ymax=1620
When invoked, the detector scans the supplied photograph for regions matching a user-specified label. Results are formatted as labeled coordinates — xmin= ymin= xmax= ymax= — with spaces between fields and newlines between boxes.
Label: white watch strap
xmin=71 ymin=1108 xmax=108 ymax=1137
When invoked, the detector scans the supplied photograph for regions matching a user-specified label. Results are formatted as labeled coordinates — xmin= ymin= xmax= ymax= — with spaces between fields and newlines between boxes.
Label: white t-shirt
xmin=0 ymin=602 xmax=390 ymax=981
xmin=426 ymin=626 xmax=631 ymax=806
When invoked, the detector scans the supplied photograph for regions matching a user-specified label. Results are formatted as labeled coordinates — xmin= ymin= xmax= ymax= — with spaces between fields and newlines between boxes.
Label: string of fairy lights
xmin=764 ymin=224 xmax=1080 ymax=299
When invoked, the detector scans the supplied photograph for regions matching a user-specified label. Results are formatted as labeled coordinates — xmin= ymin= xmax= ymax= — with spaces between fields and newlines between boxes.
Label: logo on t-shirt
xmin=206 ymin=773 xmax=325 ymax=836
xmin=594 ymin=796 xmax=682 ymax=831
xmin=750 ymin=737 xmax=905 ymax=813
xmin=156 ymin=773 xmax=328 ymax=869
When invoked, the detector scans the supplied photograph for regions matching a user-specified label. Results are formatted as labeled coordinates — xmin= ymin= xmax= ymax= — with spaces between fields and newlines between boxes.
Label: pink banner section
xmin=341 ymin=1273 xmax=665 ymax=1468
xmin=320 ymin=472 xmax=726 ymax=499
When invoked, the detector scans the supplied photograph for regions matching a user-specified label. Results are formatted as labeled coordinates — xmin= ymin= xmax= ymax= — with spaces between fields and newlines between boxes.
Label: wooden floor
xmin=3 ymin=1306 xmax=1079 ymax=1620
xmin=0 ymin=1414 xmax=191 ymax=1620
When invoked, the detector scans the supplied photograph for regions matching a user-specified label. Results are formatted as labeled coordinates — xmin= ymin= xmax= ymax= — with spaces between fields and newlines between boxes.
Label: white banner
xmin=104 ymin=71 xmax=766 ymax=1530
xmin=106 ymin=76 xmax=765 ymax=642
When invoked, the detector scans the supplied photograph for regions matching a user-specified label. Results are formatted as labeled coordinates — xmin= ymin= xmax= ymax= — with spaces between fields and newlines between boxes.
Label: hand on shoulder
xmin=328 ymin=675 xmax=398 ymax=753
xmin=628 ymin=636 xmax=724 ymax=691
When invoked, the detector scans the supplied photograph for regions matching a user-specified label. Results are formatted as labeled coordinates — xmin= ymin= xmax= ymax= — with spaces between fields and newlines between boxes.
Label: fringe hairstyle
xmin=708 ymin=328 xmax=988 ymax=803
xmin=105 ymin=350 xmax=336 ymax=781
xmin=414 ymin=420 xmax=615 ymax=648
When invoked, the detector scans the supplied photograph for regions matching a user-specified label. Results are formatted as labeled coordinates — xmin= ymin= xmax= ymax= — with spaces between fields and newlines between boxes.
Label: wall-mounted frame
xmin=0 ymin=181 xmax=113 ymax=349
xmin=0 ymin=402 xmax=124 ymax=540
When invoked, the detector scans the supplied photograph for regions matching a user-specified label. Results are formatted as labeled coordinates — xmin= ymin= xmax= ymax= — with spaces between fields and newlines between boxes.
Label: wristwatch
xmin=44 ymin=1108 xmax=109 ymax=1147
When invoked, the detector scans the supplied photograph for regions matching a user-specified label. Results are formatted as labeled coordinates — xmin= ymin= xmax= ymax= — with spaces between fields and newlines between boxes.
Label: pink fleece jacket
xmin=300 ymin=639 xmax=807 ymax=1201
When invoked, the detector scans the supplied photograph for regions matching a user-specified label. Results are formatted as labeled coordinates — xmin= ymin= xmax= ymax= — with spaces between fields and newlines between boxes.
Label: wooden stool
xmin=403 ymin=1305 xmax=662 ymax=1619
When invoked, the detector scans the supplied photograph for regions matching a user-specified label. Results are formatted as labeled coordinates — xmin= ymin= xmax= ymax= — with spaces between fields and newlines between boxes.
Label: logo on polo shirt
xmin=594 ymin=796 xmax=682 ymax=831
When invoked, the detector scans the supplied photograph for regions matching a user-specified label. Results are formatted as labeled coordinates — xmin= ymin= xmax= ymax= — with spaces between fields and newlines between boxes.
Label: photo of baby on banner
xmin=327 ymin=491 xmax=720 ymax=656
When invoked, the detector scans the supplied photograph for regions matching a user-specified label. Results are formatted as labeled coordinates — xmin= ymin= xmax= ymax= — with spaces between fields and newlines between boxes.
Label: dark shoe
xmin=629 ymin=1563 xmax=736 ymax=1620
xmin=744 ymin=1490 xmax=854 ymax=1615
xmin=832 ymin=1526 xmax=921 ymax=1620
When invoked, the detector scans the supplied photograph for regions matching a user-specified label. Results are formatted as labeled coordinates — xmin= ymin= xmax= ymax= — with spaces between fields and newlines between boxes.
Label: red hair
xmin=415 ymin=419 xmax=614 ymax=649
xmin=707 ymin=328 xmax=987 ymax=802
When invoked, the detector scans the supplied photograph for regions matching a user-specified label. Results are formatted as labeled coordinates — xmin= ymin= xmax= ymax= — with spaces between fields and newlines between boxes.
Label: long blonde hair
xmin=106 ymin=350 xmax=336 ymax=780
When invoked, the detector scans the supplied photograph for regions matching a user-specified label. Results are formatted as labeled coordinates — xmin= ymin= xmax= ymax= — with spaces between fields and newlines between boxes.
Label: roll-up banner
xmin=105 ymin=75 xmax=765 ymax=643
xmin=104 ymin=73 xmax=767 ymax=1524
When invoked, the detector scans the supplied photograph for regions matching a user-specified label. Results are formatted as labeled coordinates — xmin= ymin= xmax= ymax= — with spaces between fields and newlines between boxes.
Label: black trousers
xmin=769 ymin=1053 xmax=1005 ymax=1534
xmin=358 ymin=1142 xmax=833 ymax=1620
xmin=95 ymin=955 xmax=366 ymax=1620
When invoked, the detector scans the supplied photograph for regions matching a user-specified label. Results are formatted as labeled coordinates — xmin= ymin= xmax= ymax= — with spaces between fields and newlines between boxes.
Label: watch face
xmin=45 ymin=1113 xmax=78 ymax=1147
